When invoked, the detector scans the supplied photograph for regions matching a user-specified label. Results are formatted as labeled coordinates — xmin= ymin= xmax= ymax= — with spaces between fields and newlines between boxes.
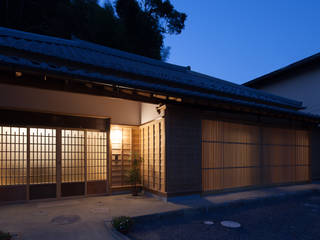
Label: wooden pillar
xmin=56 ymin=128 xmax=62 ymax=199
xmin=84 ymin=131 xmax=88 ymax=195
xmin=107 ymin=130 xmax=112 ymax=194
xmin=26 ymin=127 xmax=30 ymax=201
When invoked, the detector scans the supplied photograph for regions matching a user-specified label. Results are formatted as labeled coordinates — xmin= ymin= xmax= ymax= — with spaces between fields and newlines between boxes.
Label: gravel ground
xmin=128 ymin=193 xmax=320 ymax=240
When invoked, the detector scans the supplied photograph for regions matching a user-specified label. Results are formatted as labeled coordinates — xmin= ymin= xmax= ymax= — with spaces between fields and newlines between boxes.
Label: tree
xmin=0 ymin=0 xmax=187 ymax=61
xmin=141 ymin=0 xmax=187 ymax=34
xmin=115 ymin=0 xmax=186 ymax=59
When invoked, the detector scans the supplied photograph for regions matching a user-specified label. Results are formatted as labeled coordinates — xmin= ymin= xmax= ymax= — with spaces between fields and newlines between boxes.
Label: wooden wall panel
xmin=202 ymin=169 xmax=223 ymax=191
xmin=263 ymin=145 xmax=294 ymax=166
xmin=140 ymin=118 xmax=165 ymax=193
xmin=223 ymin=144 xmax=260 ymax=168
xmin=296 ymin=166 xmax=309 ymax=182
xmin=223 ymin=122 xmax=260 ymax=144
xmin=263 ymin=166 xmax=295 ymax=184
xmin=296 ymin=147 xmax=309 ymax=165
xmin=202 ymin=120 xmax=310 ymax=193
xmin=202 ymin=120 xmax=223 ymax=141
xmin=202 ymin=142 xmax=223 ymax=169
xmin=263 ymin=127 xmax=295 ymax=145
xmin=223 ymin=168 xmax=260 ymax=189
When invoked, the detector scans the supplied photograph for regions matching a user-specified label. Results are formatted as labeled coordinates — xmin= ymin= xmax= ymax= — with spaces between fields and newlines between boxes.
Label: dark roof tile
xmin=0 ymin=27 xmax=309 ymax=113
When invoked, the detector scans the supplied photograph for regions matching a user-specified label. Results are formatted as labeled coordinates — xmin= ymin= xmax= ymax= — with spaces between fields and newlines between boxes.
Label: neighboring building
xmin=244 ymin=53 xmax=320 ymax=179
xmin=0 ymin=27 xmax=318 ymax=202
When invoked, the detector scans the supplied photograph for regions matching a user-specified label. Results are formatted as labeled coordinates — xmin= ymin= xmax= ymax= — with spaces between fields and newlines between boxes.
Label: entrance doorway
xmin=0 ymin=126 xmax=109 ymax=201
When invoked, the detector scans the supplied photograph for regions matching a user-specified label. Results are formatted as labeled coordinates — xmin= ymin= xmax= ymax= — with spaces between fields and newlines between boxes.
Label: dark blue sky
xmin=164 ymin=0 xmax=320 ymax=84
xmin=99 ymin=0 xmax=320 ymax=84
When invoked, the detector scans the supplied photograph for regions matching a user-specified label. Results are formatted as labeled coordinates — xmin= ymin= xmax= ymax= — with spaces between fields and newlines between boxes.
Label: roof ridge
xmin=0 ymin=27 xmax=188 ymax=72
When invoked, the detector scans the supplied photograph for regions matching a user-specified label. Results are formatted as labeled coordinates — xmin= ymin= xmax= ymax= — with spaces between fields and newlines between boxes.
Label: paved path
xmin=0 ymin=194 xmax=183 ymax=240
xmin=0 ymin=182 xmax=319 ymax=240
xmin=129 ymin=191 xmax=320 ymax=240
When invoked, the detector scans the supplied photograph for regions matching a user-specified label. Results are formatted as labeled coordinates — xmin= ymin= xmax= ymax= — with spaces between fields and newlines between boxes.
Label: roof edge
xmin=244 ymin=52 xmax=320 ymax=88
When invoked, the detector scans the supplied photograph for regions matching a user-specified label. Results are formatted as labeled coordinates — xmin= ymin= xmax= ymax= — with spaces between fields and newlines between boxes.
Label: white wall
xmin=140 ymin=103 xmax=161 ymax=124
xmin=0 ymin=84 xmax=142 ymax=125
xmin=255 ymin=68 xmax=320 ymax=115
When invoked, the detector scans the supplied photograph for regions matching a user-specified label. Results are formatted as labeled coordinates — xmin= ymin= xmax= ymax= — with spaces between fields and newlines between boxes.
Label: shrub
xmin=126 ymin=155 xmax=142 ymax=196
xmin=111 ymin=216 xmax=133 ymax=234
xmin=0 ymin=231 xmax=11 ymax=240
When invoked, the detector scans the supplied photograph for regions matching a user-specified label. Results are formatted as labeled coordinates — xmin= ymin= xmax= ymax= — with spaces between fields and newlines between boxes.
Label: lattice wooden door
xmin=0 ymin=126 xmax=109 ymax=202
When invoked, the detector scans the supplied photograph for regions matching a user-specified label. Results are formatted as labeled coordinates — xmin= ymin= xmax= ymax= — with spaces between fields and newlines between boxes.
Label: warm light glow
xmin=110 ymin=129 xmax=122 ymax=144
xmin=15 ymin=71 xmax=22 ymax=77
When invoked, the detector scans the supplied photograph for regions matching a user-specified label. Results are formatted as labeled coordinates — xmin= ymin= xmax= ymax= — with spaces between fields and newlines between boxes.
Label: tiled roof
xmin=0 ymin=27 xmax=304 ymax=111
xmin=0 ymin=52 xmax=318 ymax=120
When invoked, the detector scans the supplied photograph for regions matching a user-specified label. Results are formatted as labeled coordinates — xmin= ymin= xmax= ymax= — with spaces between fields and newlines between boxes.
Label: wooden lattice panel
xmin=202 ymin=120 xmax=310 ymax=192
xmin=0 ymin=124 xmax=109 ymax=201
xmin=87 ymin=131 xmax=107 ymax=181
xmin=30 ymin=128 xmax=56 ymax=184
xmin=140 ymin=118 xmax=165 ymax=193
xmin=62 ymin=130 xmax=85 ymax=183
xmin=0 ymin=127 xmax=27 ymax=186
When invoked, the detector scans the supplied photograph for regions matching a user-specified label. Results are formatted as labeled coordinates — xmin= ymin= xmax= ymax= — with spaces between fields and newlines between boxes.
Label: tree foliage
xmin=0 ymin=0 xmax=186 ymax=60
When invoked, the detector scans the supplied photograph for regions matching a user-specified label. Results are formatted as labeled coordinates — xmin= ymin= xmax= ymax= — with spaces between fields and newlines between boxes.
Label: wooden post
xmin=159 ymin=122 xmax=161 ymax=191
xmin=26 ymin=127 xmax=30 ymax=201
xmin=148 ymin=126 xmax=150 ymax=188
xmin=107 ymin=129 xmax=112 ymax=194
xmin=56 ymin=128 xmax=62 ymax=199
xmin=84 ymin=131 xmax=88 ymax=195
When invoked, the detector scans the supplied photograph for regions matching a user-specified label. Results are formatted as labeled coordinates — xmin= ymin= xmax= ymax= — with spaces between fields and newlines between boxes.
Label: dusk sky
xmin=164 ymin=0 xmax=320 ymax=84
xmin=101 ymin=0 xmax=320 ymax=84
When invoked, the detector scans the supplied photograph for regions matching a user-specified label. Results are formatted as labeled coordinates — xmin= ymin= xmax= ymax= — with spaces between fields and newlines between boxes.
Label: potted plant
xmin=126 ymin=155 xmax=141 ymax=196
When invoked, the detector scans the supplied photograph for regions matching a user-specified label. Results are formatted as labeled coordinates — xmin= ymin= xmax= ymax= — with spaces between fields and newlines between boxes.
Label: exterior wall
xmin=0 ymin=84 xmax=141 ymax=125
xmin=253 ymin=68 xmax=320 ymax=115
xmin=248 ymin=68 xmax=320 ymax=180
xmin=141 ymin=103 xmax=161 ymax=124
xmin=164 ymin=104 xmax=312 ymax=196
xmin=165 ymin=105 xmax=202 ymax=196
xmin=202 ymin=120 xmax=310 ymax=192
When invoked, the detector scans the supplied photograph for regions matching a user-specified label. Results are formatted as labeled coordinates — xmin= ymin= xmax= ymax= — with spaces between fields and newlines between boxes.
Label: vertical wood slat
xmin=202 ymin=120 xmax=310 ymax=192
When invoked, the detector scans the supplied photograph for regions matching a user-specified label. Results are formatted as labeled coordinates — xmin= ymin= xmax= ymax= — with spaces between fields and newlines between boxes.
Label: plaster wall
xmin=0 ymin=83 xmax=141 ymax=125
xmin=255 ymin=68 xmax=320 ymax=115
xmin=140 ymin=102 xmax=161 ymax=124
